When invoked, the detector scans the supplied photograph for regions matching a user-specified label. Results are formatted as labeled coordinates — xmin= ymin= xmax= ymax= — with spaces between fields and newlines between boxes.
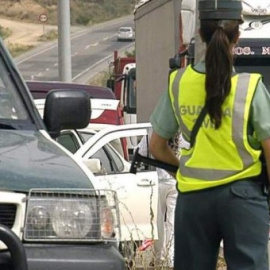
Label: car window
xmin=0 ymin=54 xmax=34 ymax=129
xmin=57 ymin=133 xmax=80 ymax=154
xmin=119 ymin=28 xmax=132 ymax=32
xmin=90 ymin=144 xmax=124 ymax=174
xmin=105 ymin=144 xmax=124 ymax=172
xmin=80 ymin=131 xmax=94 ymax=142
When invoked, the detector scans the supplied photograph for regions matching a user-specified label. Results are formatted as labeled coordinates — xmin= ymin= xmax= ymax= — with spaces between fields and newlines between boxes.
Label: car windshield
xmin=0 ymin=50 xmax=34 ymax=129
xmin=119 ymin=28 xmax=131 ymax=32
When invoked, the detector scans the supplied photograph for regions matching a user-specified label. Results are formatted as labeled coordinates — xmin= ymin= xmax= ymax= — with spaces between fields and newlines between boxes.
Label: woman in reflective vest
xmin=149 ymin=0 xmax=270 ymax=269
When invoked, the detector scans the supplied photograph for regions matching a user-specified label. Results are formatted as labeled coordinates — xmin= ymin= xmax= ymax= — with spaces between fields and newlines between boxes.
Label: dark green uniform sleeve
xmin=150 ymin=90 xmax=179 ymax=139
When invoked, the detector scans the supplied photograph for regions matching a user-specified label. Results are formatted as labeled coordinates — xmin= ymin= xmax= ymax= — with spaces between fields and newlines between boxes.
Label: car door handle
xmin=137 ymin=179 xmax=156 ymax=187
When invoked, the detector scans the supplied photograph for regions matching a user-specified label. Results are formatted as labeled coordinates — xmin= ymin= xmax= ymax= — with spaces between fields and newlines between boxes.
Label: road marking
xmin=15 ymin=15 xmax=133 ymax=65
xmin=73 ymin=43 xmax=133 ymax=81
xmin=85 ymin=42 xmax=99 ymax=49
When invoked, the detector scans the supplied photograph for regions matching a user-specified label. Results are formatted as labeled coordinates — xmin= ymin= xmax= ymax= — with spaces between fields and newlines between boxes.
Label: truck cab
xmin=234 ymin=0 xmax=270 ymax=91
xmin=107 ymin=51 xmax=136 ymax=125
xmin=0 ymin=38 xmax=124 ymax=270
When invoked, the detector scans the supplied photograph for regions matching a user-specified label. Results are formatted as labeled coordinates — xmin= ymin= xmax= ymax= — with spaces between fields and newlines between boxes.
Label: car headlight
xmin=52 ymin=200 xmax=93 ymax=238
xmin=28 ymin=206 xmax=49 ymax=230
xmin=24 ymin=189 xmax=121 ymax=242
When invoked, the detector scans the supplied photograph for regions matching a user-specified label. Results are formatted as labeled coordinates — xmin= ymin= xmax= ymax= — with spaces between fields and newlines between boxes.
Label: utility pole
xmin=58 ymin=0 xmax=72 ymax=82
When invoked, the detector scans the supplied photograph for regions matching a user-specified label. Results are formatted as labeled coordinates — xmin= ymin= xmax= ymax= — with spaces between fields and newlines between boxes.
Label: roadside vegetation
xmin=38 ymin=29 xmax=58 ymax=41
xmin=0 ymin=25 xmax=12 ymax=40
xmin=6 ymin=43 xmax=34 ymax=57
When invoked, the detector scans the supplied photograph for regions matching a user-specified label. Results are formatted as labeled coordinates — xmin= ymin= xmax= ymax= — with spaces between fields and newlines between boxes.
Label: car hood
xmin=0 ymin=130 xmax=93 ymax=192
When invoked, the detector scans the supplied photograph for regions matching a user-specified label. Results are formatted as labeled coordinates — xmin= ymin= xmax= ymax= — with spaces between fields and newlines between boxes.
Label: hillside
xmin=0 ymin=0 xmax=136 ymax=26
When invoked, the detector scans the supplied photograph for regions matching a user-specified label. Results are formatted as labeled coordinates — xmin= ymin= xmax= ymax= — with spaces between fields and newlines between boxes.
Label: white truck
xmin=134 ymin=0 xmax=196 ymax=122
xmin=233 ymin=0 xmax=270 ymax=90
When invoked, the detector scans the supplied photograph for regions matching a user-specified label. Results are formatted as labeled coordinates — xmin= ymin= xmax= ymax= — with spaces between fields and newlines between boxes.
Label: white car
xmin=117 ymin=27 xmax=135 ymax=41
xmin=56 ymin=123 xmax=158 ymax=245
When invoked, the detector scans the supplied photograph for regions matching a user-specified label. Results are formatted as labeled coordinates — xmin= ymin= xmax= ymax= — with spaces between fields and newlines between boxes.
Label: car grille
xmin=0 ymin=204 xmax=16 ymax=228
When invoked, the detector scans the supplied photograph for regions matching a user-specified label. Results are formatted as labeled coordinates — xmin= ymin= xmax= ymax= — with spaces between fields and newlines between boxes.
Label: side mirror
xmin=44 ymin=89 xmax=91 ymax=139
xmin=106 ymin=79 xmax=115 ymax=92
xmin=83 ymin=159 xmax=102 ymax=174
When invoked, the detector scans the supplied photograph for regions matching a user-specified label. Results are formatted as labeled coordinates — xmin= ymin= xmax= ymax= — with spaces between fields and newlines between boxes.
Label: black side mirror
xmin=106 ymin=79 xmax=115 ymax=92
xmin=44 ymin=89 xmax=91 ymax=139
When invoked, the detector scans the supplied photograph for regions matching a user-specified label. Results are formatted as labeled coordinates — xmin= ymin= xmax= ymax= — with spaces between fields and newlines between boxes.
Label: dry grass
xmin=38 ymin=29 xmax=58 ymax=42
xmin=0 ymin=0 xmax=46 ymax=23
xmin=125 ymin=244 xmax=227 ymax=269
xmin=6 ymin=42 xmax=34 ymax=57
xmin=0 ymin=25 xmax=12 ymax=40
xmin=88 ymin=70 xmax=110 ymax=87
xmin=117 ymin=189 xmax=227 ymax=270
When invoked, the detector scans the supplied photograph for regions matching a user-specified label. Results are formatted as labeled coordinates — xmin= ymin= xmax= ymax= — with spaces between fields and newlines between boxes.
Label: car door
xmin=74 ymin=123 xmax=158 ymax=242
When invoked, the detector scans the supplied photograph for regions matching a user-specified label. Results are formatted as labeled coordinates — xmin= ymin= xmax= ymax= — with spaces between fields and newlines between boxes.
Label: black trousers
xmin=174 ymin=179 xmax=269 ymax=270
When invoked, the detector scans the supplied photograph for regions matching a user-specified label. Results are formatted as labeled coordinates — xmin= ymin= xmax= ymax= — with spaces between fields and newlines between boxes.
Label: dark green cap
xmin=198 ymin=0 xmax=243 ymax=20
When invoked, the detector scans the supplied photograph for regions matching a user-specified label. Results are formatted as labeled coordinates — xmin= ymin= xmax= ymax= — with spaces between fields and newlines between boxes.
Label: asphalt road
xmin=15 ymin=15 xmax=135 ymax=83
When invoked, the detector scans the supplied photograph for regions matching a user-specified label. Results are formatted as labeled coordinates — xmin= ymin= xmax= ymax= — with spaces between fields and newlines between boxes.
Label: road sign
xmin=39 ymin=14 xmax=48 ymax=23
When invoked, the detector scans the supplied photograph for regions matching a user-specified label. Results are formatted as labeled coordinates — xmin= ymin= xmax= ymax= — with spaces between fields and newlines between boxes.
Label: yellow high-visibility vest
xmin=169 ymin=65 xmax=262 ymax=192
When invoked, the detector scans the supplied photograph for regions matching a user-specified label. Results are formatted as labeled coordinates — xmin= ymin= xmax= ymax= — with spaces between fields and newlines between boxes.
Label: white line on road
xmin=85 ymin=42 xmax=99 ymax=49
xmin=72 ymin=43 xmax=134 ymax=81
xmin=15 ymin=15 xmax=133 ymax=65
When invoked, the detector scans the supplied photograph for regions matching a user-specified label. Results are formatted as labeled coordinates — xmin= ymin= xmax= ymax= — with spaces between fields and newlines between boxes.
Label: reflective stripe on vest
xmin=170 ymin=67 xmax=190 ymax=140
xmin=169 ymin=66 xmax=261 ymax=183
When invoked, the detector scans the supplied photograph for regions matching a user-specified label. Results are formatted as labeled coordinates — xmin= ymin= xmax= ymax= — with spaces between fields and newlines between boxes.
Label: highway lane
xmin=16 ymin=15 xmax=135 ymax=83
